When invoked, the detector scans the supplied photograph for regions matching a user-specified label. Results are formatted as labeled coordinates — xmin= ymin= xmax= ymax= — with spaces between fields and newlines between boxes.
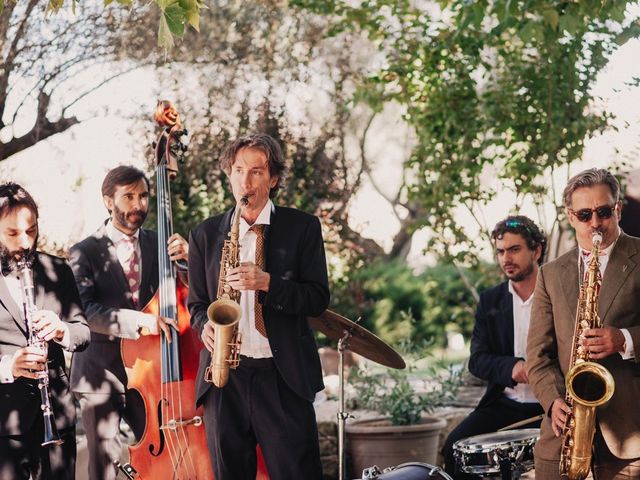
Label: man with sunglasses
xmin=527 ymin=168 xmax=640 ymax=479
xmin=442 ymin=215 xmax=546 ymax=478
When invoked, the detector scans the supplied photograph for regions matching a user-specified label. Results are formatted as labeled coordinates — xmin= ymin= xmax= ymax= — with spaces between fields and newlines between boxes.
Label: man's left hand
xmin=580 ymin=326 xmax=625 ymax=359
xmin=168 ymin=233 xmax=189 ymax=262
xmin=32 ymin=310 xmax=68 ymax=343
xmin=226 ymin=262 xmax=270 ymax=292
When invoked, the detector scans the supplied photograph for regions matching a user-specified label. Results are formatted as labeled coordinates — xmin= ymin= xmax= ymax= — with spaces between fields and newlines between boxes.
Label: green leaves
xmin=38 ymin=0 xmax=201 ymax=49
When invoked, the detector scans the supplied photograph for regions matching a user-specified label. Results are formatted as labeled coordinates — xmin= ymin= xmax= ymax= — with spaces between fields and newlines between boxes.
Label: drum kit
xmin=310 ymin=310 xmax=539 ymax=480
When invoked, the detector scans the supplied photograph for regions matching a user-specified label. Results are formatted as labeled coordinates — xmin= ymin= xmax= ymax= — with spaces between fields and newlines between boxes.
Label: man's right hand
xmin=11 ymin=346 xmax=46 ymax=380
xmin=511 ymin=359 xmax=529 ymax=384
xmin=138 ymin=313 xmax=177 ymax=343
xmin=551 ymin=398 xmax=571 ymax=437
xmin=201 ymin=322 xmax=215 ymax=353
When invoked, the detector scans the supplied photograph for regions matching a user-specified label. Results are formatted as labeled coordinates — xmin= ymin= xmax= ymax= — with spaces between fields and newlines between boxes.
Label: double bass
xmin=120 ymin=101 xmax=213 ymax=479
xmin=120 ymin=101 xmax=270 ymax=479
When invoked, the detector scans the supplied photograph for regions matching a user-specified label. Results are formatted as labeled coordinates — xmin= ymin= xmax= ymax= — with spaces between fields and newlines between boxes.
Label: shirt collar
xmin=578 ymin=231 xmax=619 ymax=258
xmin=239 ymin=199 xmax=273 ymax=238
xmin=508 ymin=280 xmax=534 ymax=305
xmin=106 ymin=220 xmax=140 ymax=244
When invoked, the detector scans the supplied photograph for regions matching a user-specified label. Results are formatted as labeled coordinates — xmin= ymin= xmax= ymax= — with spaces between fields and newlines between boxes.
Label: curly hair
xmin=491 ymin=215 xmax=546 ymax=265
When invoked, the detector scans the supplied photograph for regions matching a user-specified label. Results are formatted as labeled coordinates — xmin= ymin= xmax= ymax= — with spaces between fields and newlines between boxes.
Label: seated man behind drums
xmin=442 ymin=216 xmax=545 ymax=478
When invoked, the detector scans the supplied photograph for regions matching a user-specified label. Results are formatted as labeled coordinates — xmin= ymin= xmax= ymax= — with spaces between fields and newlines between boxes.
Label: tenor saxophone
xmin=204 ymin=195 xmax=248 ymax=387
xmin=17 ymin=256 xmax=64 ymax=447
xmin=559 ymin=231 xmax=615 ymax=479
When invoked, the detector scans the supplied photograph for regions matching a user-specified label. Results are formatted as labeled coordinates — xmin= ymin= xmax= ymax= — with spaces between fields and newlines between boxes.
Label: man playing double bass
xmin=188 ymin=133 xmax=330 ymax=479
xmin=69 ymin=166 xmax=189 ymax=480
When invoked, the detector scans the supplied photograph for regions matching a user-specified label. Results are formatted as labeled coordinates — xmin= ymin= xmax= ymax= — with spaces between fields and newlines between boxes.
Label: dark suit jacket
xmin=188 ymin=205 xmax=330 ymax=403
xmin=469 ymin=281 xmax=523 ymax=409
xmin=69 ymin=224 xmax=159 ymax=395
xmin=528 ymin=232 xmax=640 ymax=460
xmin=0 ymin=252 xmax=90 ymax=436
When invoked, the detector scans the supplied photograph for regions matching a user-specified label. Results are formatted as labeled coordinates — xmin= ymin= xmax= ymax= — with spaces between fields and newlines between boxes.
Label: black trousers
xmin=442 ymin=396 xmax=543 ymax=479
xmin=202 ymin=356 xmax=322 ymax=480
xmin=0 ymin=422 xmax=76 ymax=480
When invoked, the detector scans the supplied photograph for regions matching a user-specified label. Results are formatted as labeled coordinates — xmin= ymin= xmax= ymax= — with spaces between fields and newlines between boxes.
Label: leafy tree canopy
xmin=294 ymin=0 xmax=640 ymax=264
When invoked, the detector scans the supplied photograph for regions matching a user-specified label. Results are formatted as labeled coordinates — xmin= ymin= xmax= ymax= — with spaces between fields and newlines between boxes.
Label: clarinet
xmin=17 ymin=257 xmax=64 ymax=447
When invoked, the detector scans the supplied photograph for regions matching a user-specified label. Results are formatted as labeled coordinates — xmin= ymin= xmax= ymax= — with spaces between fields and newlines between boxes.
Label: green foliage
xmin=349 ymin=358 xmax=463 ymax=426
xmin=15 ymin=0 xmax=203 ymax=48
xmin=331 ymin=259 xmax=501 ymax=348
xmin=294 ymin=0 xmax=640 ymax=263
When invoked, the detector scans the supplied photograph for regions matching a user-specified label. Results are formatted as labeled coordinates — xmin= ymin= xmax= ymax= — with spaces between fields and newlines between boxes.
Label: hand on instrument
xmin=32 ymin=310 xmax=69 ymax=343
xmin=201 ymin=322 xmax=215 ymax=353
xmin=138 ymin=313 xmax=176 ymax=342
xmin=167 ymin=233 xmax=189 ymax=262
xmin=511 ymin=360 xmax=529 ymax=384
xmin=10 ymin=346 xmax=47 ymax=380
xmin=551 ymin=398 xmax=571 ymax=437
xmin=580 ymin=326 xmax=625 ymax=359
xmin=226 ymin=262 xmax=270 ymax=292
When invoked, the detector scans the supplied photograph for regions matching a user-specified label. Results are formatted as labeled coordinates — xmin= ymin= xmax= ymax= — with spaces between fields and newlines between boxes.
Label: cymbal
xmin=309 ymin=310 xmax=406 ymax=370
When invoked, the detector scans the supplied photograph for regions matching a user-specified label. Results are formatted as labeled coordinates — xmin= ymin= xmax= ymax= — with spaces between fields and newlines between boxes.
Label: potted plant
xmin=345 ymin=358 xmax=461 ymax=477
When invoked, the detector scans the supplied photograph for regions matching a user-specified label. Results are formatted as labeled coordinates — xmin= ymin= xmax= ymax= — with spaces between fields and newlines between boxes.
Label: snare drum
xmin=361 ymin=462 xmax=453 ymax=479
xmin=453 ymin=428 xmax=539 ymax=476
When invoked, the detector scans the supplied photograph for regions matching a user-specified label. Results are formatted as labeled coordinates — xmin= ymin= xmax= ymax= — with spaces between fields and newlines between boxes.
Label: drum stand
xmin=337 ymin=330 xmax=355 ymax=480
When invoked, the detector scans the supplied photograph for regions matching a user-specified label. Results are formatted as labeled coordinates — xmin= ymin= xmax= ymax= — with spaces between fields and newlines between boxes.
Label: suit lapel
xmin=499 ymin=282 xmax=515 ymax=355
xmin=0 ymin=274 xmax=26 ymax=336
xmin=599 ymin=233 xmax=637 ymax=323
xmin=560 ymin=249 xmax=580 ymax=319
xmin=94 ymin=225 xmax=131 ymax=305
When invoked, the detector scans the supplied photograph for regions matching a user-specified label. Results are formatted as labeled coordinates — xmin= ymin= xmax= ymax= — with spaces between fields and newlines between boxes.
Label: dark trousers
xmin=0 ymin=423 xmax=76 ymax=480
xmin=75 ymin=390 xmax=145 ymax=480
xmin=442 ymin=396 xmax=543 ymax=479
xmin=202 ymin=356 xmax=322 ymax=480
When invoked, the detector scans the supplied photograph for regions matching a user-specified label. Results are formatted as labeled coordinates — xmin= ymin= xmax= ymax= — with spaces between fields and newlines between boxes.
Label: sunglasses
xmin=568 ymin=205 xmax=615 ymax=223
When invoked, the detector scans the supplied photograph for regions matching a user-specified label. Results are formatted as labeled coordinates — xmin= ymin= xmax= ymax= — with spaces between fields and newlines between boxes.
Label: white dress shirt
xmin=236 ymin=200 xmax=274 ymax=359
xmin=504 ymin=281 xmax=538 ymax=403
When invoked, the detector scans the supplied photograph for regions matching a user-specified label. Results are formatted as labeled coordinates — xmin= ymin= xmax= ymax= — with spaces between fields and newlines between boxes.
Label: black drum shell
xmin=360 ymin=462 xmax=453 ymax=479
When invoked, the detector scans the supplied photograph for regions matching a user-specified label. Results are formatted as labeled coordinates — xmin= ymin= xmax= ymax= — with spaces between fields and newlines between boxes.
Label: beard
xmin=0 ymin=239 xmax=37 ymax=275
xmin=113 ymin=204 xmax=147 ymax=231
xmin=505 ymin=261 xmax=535 ymax=283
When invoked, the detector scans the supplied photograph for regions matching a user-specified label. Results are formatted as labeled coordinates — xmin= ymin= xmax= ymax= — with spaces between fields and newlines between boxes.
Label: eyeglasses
xmin=568 ymin=205 xmax=615 ymax=223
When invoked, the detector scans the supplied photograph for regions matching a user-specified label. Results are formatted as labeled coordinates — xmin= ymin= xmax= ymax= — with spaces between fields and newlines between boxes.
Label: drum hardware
xmin=361 ymin=462 xmax=454 ymax=479
xmin=453 ymin=428 xmax=539 ymax=480
xmin=497 ymin=414 xmax=544 ymax=432
xmin=309 ymin=310 xmax=406 ymax=480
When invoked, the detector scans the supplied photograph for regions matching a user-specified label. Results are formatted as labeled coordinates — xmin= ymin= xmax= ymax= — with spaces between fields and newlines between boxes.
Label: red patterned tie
xmin=122 ymin=236 xmax=141 ymax=308
xmin=250 ymin=224 xmax=267 ymax=337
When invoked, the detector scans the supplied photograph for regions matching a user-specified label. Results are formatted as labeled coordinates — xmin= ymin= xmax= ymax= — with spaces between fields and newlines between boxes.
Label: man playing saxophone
xmin=188 ymin=133 xmax=330 ymax=479
xmin=0 ymin=183 xmax=90 ymax=479
xmin=527 ymin=168 xmax=640 ymax=479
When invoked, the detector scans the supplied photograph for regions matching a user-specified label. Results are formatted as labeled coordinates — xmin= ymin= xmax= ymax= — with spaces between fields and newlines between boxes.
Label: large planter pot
xmin=346 ymin=416 xmax=447 ymax=478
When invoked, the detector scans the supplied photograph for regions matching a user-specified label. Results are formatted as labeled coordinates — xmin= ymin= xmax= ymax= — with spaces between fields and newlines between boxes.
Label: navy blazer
xmin=469 ymin=281 xmax=522 ymax=409
xmin=69 ymin=224 xmax=159 ymax=395
xmin=0 ymin=253 xmax=90 ymax=436
xmin=188 ymin=205 xmax=330 ymax=403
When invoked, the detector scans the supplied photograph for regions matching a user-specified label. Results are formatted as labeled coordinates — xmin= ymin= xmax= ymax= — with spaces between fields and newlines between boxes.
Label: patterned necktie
xmin=120 ymin=236 xmax=141 ymax=308
xmin=250 ymin=224 xmax=267 ymax=337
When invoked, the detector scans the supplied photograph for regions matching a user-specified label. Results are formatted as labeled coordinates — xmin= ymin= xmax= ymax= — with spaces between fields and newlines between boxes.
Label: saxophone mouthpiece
xmin=240 ymin=195 xmax=249 ymax=206
xmin=591 ymin=231 xmax=603 ymax=247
